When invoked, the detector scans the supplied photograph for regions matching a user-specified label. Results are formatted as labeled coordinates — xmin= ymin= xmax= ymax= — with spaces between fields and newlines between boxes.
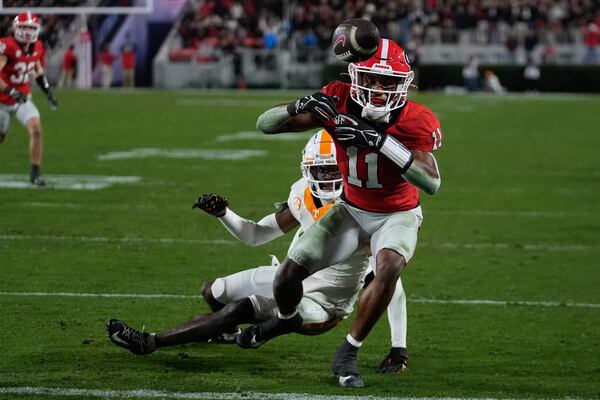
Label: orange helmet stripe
xmin=319 ymin=129 xmax=334 ymax=156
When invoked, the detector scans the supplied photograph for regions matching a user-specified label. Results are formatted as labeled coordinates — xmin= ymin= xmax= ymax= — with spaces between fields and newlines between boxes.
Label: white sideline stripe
xmin=0 ymin=387 xmax=578 ymax=400
xmin=0 ymin=291 xmax=598 ymax=309
xmin=0 ymin=234 xmax=596 ymax=252
xmin=97 ymin=148 xmax=267 ymax=161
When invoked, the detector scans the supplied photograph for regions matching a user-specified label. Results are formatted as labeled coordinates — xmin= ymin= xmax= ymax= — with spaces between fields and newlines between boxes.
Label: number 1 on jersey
xmin=346 ymin=146 xmax=382 ymax=189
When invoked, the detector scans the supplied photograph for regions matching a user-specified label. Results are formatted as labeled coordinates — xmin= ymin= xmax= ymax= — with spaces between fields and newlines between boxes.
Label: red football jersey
xmin=322 ymin=81 xmax=443 ymax=213
xmin=0 ymin=37 xmax=44 ymax=105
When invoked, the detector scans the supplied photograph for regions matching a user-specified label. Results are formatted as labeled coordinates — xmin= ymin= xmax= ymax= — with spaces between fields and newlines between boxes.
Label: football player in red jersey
xmin=245 ymin=39 xmax=442 ymax=387
xmin=0 ymin=12 xmax=58 ymax=186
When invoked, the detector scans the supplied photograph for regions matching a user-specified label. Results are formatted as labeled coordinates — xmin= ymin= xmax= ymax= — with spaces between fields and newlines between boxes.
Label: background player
xmin=107 ymin=131 xmax=408 ymax=373
xmin=246 ymin=38 xmax=442 ymax=387
xmin=0 ymin=12 xmax=58 ymax=186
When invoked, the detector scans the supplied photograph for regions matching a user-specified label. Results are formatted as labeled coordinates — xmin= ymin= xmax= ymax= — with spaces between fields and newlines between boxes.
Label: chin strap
xmin=361 ymin=103 xmax=391 ymax=124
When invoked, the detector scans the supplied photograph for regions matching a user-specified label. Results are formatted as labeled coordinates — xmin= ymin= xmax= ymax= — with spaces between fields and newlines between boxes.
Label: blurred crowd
xmin=171 ymin=0 xmax=600 ymax=64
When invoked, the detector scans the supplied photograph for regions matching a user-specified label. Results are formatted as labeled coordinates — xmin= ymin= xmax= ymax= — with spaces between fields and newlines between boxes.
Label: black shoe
xmin=331 ymin=339 xmax=364 ymax=388
xmin=30 ymin=176 xmax=46 ymax=187
xmin=237 ymin=313 xmax=302 ymax=349
xmin=106 ymin=319 xmax=155 ymax=355
xmin=377 ymin=347 xmax=408 ymax=373
xmin=208 ymin=328 xmax=241 ymax=344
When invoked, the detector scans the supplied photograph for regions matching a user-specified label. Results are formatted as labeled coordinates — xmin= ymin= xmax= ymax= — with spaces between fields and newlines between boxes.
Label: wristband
xmin=379 ymin=135 xmax=414 ymax=172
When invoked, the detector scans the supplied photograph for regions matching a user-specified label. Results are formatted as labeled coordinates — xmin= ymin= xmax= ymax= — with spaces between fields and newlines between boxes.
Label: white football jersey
xmin=285 ymin=178 xmax=370 ymax=316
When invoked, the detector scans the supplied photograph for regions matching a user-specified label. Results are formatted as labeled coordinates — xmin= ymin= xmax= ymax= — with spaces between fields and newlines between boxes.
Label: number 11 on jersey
xmin=346 ymin=146 xmax=382 ymax=189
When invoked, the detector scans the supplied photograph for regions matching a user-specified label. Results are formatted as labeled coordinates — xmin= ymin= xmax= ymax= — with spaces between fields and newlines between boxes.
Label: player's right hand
xmin=333 ymin=113 xmax=385 ymax=150
xmin=287 ymin=92 xmax=339 ymax=126
xmin=4 ymin=87 xmax=27 ymax=104
xmin=192 ymin=193 xmax=228 ymax=217
xmin=47 ymin=91 xmax=58 ymax=111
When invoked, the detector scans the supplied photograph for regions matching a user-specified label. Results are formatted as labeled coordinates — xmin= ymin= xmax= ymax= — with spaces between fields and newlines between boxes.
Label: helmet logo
xmin=334 ymin=34 xmax=346 ymax=49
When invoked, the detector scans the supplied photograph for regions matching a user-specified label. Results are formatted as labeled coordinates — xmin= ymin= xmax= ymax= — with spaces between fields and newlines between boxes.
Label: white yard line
xmin=97 ymin=148 xmax=267 ymax=161
xmin=0 ymin=291 xmax=597 ymax=309
xmin=0 ymin=234 xmax=234 ymax=245
xmin=14 ymin=203 xmax=597 ymax=219
xmin=0 ymin=234 xmax=596 ymax=252
xmin=0 ymin=386 xmax=572 ymax=400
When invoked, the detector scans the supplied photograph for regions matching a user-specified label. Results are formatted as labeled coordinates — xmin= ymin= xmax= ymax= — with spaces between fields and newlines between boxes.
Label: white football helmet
xmin=301 ymin=129 xmax=343 ymax=203
xmin=348 ymin=38 xmax=414 ymax=123
xmin=13 ymin=12 xmax=41 ymax=44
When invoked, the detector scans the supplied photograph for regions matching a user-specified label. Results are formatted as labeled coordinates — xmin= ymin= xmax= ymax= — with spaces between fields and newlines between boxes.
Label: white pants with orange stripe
xmin=210 ymin=258 xmax=345 ymax=335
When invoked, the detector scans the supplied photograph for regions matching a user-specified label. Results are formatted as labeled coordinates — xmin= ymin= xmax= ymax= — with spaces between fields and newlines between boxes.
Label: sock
xmin=388 ymin=277 xmax=408 ymax=348
xmin=346 ymin=334 xmax=363 ymax=348
xmin=30 ymin=164 xmax=40 ymax=179
xmin=278 ymin=310 xmax=298 ymax=320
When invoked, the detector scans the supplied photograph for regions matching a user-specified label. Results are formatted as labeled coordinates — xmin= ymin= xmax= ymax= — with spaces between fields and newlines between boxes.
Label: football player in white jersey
xmin=107 ymin=130 xmax=408 ymax=373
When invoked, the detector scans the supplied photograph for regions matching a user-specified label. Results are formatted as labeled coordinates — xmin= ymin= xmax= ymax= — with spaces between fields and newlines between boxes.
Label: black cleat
xmin=331 ymin=339 xmax=364 ymax=388
xmin=237 ymin=313 xmax=302 ymax=349
xmin=30 ymin=176 xmax=46 ymax=187
xmin=377 ymin=347 xmax=408 ymax=373
xmin=106 ymin=319 xmax=155 ymax=355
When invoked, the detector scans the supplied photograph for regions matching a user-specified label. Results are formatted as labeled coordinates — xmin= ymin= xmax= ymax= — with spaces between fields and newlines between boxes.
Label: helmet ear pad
xmin=301 ymin=130 xmax=343 ymax=203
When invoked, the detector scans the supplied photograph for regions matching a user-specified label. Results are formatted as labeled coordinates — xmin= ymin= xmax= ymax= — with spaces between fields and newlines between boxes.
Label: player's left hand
xmin=192 ymin=193 xmax=228 ymax=217
xmin=377 ymin=347 xmax=408 ymax=373
xmin=333 ymin=113 xmax=385 ymax=150
xmin=47 ymin=91 xmax=58 ymax=111
xmin=287 ymin=92 xmax=339 ymax=127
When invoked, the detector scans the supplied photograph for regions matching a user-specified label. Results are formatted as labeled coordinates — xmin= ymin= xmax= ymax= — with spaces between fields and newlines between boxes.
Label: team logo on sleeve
xmin=294 ymin=197 xmax=301 ymax=211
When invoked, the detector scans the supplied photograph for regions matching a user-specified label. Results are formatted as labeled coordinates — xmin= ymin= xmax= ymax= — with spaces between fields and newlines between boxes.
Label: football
xmin=332 ymin=18 xmax=380 ymax=62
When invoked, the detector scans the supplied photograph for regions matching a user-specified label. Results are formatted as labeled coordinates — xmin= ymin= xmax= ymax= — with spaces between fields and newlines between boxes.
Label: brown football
xmin=332 ymin=18 xmax=380 ymax=62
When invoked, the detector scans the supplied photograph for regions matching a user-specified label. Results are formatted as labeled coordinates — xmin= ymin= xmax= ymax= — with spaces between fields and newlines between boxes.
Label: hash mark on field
xmin=0 ymin=174 xmax=140 ymax=190
xmin=1 ymin=234 xmax=597 ymax=252
xmin=0 ymin=291 xmax=597 ymax=309
xmin=0 ymin=386 xmax=574 ymax=400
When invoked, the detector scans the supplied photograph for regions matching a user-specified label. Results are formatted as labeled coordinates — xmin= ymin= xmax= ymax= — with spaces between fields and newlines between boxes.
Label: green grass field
xmin=0 ymin=89 xmax=599 ymax=400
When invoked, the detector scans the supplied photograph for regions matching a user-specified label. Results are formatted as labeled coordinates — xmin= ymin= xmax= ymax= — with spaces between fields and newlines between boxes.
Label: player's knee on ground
xmin=375 ymin=249 xmax=406 ymax=283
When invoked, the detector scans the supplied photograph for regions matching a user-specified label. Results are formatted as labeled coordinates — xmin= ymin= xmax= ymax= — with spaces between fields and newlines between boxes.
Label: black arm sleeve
xmin=35 ymin=75 xmax=51 ymax=95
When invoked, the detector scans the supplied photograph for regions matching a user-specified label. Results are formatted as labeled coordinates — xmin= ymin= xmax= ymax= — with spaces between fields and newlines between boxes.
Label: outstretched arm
xmin=218 ymin=206 xmax=298 ymax=246
xmin=192 ymin=193 xmax=299 ymax=246
xmin=256 ymin=93 xmax=339 ymax=134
